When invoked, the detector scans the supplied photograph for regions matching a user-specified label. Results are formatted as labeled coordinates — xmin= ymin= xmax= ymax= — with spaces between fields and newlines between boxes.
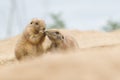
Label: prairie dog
xmin=15 ymin=18 xmax=46 ymax=60
xmin=45 ymin=30 xmax=78 ymax=51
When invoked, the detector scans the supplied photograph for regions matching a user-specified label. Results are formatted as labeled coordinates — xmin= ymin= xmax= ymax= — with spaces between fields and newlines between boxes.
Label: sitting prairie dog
xmin=15 ymin=18 xmax=46 ymax=60
xmin=45 ymin=30 xmax=79 ymax=52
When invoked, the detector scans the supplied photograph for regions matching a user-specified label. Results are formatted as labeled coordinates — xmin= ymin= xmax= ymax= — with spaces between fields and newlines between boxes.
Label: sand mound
xmin=0 ymin=48 xmax=120 ymax=80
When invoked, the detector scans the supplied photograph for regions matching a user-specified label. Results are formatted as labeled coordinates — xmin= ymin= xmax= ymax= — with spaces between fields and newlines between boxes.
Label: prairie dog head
xmin=45 ymin=30 xmax=64 ymax=44
xmin=28 ymin=18 xmax=46 ymax=33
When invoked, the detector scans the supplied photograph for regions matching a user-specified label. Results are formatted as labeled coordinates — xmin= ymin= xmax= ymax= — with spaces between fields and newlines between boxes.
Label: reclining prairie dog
xmin=45 ymin=29 xmax=79 ymax=51
xmin=15 ymin=18 xmax=46 ymax=60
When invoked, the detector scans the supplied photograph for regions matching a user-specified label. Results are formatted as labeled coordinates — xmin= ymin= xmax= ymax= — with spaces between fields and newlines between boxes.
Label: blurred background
xmin=0 ymin=0 xmax=120 ymax=39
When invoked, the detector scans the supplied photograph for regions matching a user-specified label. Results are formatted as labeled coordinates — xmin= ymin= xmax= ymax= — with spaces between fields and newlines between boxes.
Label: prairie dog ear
xmin=43 ymin=27 xmax=45 ymax=30
xmin=61 ymin=35 xmax=64 ymax=39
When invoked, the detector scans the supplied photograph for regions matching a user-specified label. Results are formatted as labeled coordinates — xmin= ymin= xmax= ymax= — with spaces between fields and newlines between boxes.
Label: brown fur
xmin=15 ymin=18 xmax=46 ymax=60
xmin=45 ymin=29 xmax=78 ymax=52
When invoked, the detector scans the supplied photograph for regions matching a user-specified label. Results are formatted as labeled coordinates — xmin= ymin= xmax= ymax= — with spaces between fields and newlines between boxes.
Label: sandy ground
xmin=0 ymin=29 xmax=120 ymax=80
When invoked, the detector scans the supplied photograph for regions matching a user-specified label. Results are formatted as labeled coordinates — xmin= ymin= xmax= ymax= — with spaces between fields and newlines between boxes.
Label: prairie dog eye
xmin=36 ymin=22 xmax=38 ymax=25
xmin=30 ymin=22 xmax=33 ymax=24
xmin=55 ymin=31 xmax=60 ymax=34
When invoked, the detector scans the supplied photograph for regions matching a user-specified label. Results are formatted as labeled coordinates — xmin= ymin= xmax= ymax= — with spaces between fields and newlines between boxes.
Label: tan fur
xmin=15 ymin=18 xmax=46 ymax=60
xmin=45 ymin=29 xmax=78 ymax=52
